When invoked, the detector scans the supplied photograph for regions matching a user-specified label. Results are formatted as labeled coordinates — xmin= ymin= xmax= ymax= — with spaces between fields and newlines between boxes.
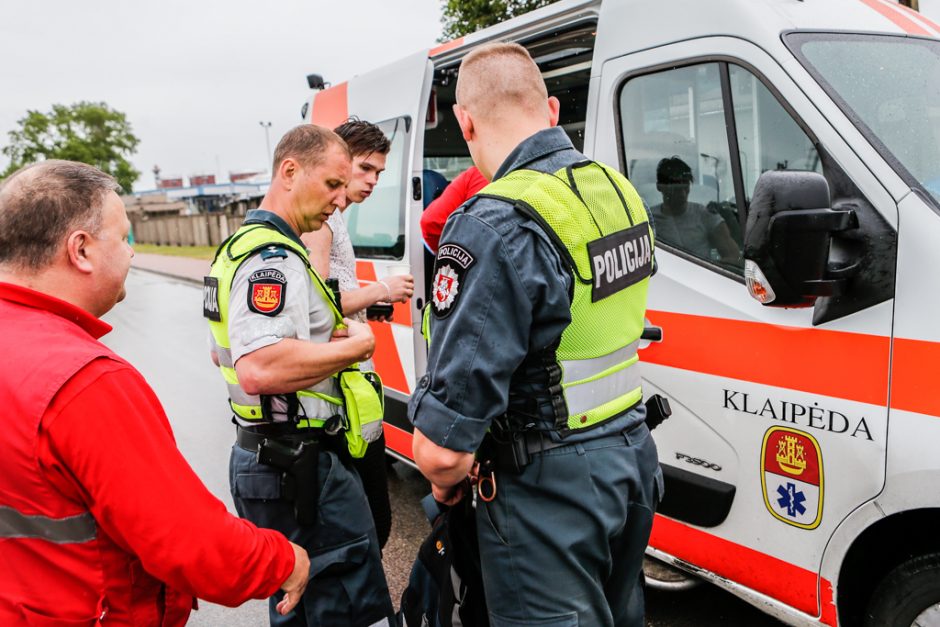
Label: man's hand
xmin=413 ymin=427 xmax=476 ymax=490
xmin=381 ymin=274 xmax=415 ymax=303
xmin=276 ymin=542 xmax=310 ymax=616
xmin=342 ymin=318 xmax=375 ymax=361
xmin=432 ymin=478 xmax=470 ymax=506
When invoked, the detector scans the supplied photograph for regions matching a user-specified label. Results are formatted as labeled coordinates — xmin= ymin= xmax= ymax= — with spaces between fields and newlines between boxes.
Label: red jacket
xmin=0 ymin=283 xmax=294 ymax=626
xmin=420 ymin=166 xmax=489 ymax=253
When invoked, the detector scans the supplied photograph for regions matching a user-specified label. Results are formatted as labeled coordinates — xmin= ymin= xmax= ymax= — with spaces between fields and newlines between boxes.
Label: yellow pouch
xmin=338 ymin=369 xmax=385 ymax=459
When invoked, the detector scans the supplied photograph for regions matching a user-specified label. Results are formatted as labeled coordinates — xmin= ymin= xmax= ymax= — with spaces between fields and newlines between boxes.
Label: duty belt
xmin=235 ymin=424 xmax=322 ymax=453
xmin=483 ymin=394 xmax=671 ymax=475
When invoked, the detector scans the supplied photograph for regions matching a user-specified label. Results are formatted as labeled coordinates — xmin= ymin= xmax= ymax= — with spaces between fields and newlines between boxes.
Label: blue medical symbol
xmin=776 ymin=482 xmax=806 ymax=517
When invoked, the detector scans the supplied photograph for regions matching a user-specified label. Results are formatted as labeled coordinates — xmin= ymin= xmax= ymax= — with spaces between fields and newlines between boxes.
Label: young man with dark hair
xmin=301 ymin=118 xmax=414 ymax=551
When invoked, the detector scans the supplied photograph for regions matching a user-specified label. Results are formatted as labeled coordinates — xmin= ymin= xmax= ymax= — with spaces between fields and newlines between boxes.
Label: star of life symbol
xmin=776 ymin=482 xmax=807 ymax=517
xmin=433 ymin=264 xmax=459 ymax=312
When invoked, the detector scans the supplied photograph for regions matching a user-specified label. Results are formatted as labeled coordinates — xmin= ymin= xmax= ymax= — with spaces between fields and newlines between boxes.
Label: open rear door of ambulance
xmin=306 ymin=50 xmax=434 ymax=462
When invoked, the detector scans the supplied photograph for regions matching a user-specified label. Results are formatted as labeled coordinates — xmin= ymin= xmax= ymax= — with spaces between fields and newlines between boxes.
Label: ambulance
xmin=302 ymin=0 xmax=940 ymax=624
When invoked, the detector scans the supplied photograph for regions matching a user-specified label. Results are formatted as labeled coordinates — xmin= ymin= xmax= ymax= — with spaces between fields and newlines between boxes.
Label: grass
xmin=133 ymin=243 xmax=217 ymax=260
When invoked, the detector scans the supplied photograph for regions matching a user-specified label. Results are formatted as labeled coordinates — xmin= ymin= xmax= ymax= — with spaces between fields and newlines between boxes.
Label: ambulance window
xmin=619 ymin=63 xmax=744 ymax=273
xmin=728 ymin=65 xmax=821 ymax=205
xmin=345 ymin=116 xmax=409 ymax=259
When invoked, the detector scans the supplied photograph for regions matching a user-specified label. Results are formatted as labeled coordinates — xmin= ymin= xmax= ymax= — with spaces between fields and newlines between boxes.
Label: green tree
xmin=440 ymin=0 xmax=557 ymax=40
xmin=2 ymin=101 xmax=140 ymax=191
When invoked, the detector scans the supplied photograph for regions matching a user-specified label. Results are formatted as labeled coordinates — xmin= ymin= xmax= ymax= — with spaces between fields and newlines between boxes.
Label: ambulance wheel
xmin=864 ymin=553 xmax=940 ymax=627
xmin=642 ymin=556 xmax=700 ymax=591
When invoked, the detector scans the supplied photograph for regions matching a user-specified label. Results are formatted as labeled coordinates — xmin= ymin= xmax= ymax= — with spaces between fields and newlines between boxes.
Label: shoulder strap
xmin=476 ymin=168 xmax=593 ymax=285
xmin=223 ymin=224 xmax=344 ymax=326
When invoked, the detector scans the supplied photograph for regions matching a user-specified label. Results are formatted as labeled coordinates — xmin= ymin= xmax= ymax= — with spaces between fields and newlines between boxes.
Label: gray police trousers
xmin=476 ymin=422 xmax=663 ymax=627
xmin=230 ymin=443 xmax=394 ymax=627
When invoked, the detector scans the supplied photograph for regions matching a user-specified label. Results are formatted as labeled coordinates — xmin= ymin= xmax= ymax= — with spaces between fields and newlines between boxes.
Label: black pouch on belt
xmin=257 ymin=438 xmax=320 ymax=525
xmin=480 ymin=425 xmax=531 ymax=475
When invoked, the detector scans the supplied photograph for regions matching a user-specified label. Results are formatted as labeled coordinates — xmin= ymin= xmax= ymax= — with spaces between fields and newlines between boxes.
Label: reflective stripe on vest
xmin=0 ymin=506 xmax=96 ymax=544
xmin=207 ymin=224 xmax=344 ymax=426
xmin=477 ymin=161 xmax=653 ymax=433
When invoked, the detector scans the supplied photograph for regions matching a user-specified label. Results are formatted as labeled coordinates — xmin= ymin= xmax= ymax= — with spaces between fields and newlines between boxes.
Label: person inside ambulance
xmin=410 ymin=42 xmax=662 ymax=627
xmin=651 ymin=156 xmax=741 ymax=266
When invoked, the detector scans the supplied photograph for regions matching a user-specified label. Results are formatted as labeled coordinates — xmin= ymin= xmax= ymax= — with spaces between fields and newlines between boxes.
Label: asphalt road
xmin=102 ymin=268 xmax=783 ymax=626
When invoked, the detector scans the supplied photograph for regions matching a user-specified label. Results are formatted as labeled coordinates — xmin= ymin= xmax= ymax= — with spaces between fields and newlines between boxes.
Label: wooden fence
xmin=131 ymin=214 xmax=244 ymax=247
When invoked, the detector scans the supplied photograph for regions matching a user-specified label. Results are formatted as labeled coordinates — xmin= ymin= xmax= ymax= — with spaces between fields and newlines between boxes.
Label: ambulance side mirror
xmin=743 ymin=171 xmax=859 ymax=307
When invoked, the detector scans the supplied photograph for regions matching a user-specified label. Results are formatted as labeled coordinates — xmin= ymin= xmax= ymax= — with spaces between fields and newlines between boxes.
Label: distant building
xmin=123 ymin=192 xmax=187 ymax=217
xmin=189 ymin=174 xmax=217 ymax=186
xmin=129 ymin=180 xmax=270 ymax=216
xmin=157 ymin=177 xmax=184 ymax=189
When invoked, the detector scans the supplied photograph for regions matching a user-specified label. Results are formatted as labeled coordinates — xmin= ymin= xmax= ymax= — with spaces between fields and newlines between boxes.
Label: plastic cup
xmin=386 ymin=264 xmax=412 ymax=277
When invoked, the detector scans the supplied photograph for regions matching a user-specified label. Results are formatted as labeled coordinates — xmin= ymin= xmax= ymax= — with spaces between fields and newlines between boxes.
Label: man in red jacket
xmin=0 ymin=160 xmax=310 ymax=626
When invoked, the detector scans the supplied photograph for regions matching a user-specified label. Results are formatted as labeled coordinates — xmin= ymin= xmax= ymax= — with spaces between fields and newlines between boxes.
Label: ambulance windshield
xmin=788 ymin=32 xmax=940 ymax=205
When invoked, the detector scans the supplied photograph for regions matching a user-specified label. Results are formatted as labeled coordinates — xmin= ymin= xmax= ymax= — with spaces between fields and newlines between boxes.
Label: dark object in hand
xmin=367 ymin=302 xmax=394 ymax=321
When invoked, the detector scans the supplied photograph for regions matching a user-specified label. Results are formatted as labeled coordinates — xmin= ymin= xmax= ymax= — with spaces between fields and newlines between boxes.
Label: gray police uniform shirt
xmin=222 ymin=210 xmax=340 ymax=425
xmin=407 ymin=127 xmax=648 ymax=453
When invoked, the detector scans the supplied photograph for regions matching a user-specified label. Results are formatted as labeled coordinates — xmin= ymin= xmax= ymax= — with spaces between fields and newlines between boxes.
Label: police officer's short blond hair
xmin=272 ymin=124 xmax=351 ymax=177
xmin=455 ymin=43 xmax=548 ymax=119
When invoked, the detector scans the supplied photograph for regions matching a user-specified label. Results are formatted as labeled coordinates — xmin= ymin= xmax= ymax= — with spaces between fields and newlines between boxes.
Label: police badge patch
xmin=431 ymin=244 xmax=475 ymax=318
xmin=247 ymin=268 xmax=287 ymax=316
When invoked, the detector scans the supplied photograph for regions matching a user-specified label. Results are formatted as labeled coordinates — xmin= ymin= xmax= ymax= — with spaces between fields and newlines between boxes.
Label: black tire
xmin=864 ymin=553 xmax=940 ymax=627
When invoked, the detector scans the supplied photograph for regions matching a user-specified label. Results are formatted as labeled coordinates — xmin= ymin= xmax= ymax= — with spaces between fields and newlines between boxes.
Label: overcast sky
xmin=0 ymin=0 xmax=444 ymax=190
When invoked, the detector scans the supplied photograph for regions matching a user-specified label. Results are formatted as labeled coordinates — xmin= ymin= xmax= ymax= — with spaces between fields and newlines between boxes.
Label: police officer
xmin=409 ymin=43 xmax=663 ymax=626
xmin=205 ymin=124 xmax=394 ymax=627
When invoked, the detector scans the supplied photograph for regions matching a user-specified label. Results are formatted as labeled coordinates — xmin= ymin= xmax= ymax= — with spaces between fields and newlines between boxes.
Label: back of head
xmin=334 ymin=117 xmax=390 ymax=158
xmin=0 ymin=160 xmax=119 ymax=272
xmin=656 ymin=156 xmax=693 ymax=185
xmin=271 ymin=124 xmax=351 ymax=177
xmin=455 ymin=42 xmax=548 ymax=121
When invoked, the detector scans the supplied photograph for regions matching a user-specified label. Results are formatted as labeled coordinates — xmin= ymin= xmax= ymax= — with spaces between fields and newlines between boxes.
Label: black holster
xmin=645 ymin=394 xmax=672 ymax=431
xmin=257 ymin=438 xmax=320 ymax=525
xmin=479 ymin=421 xmax=531 ymax=475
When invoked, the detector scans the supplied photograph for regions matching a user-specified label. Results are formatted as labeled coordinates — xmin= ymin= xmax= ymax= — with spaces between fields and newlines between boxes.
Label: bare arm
xmin=235 ymin=318 xmax=374 ymax=395
xmin=340 ymin=282 xmax=389 ymax=317
xmin=301 ymin=225 xmax=333 ymax=278
xmin=340 ymin=274 xmax=415 ymax=317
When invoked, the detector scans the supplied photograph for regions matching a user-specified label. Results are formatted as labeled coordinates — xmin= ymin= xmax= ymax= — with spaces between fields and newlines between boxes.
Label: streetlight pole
xmin=259 ymin=121 xmax=272 ymax=172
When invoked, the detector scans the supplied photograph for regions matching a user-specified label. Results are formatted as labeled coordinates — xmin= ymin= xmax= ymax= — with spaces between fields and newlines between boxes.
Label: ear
xmin=547 ymin=96 xmax=561 ymax=127
xmin=279 ymin=157 xmax=298 ymax=190
xmin=453 ymin=104 xmax=474 ymax=142
xmin=65 ymin=231 xmax=94 ymax=275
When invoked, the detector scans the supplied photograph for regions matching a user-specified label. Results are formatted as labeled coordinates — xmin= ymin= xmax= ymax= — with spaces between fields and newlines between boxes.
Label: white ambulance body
xmin=303 ymin=1 xmax=940 ymax=624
